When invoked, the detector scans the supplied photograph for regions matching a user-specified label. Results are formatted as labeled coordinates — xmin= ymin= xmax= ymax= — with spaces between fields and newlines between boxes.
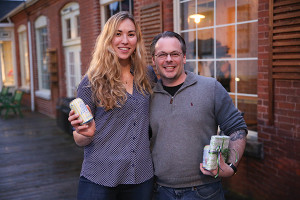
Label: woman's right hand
xmin=68 ymin=105 xmax=96 ymax=138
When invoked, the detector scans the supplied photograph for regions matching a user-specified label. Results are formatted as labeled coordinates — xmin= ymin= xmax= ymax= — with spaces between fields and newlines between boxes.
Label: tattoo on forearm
xmin=230 ymin=130 xmax=247 ymax=141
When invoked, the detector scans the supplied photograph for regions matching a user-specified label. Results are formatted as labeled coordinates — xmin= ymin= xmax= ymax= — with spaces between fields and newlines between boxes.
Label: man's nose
xmin=166 ymin=54 xmax=172 ymax=61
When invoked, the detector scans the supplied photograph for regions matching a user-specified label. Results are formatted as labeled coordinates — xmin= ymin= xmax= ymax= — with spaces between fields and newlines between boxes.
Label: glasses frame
xmin=154 ymin=51 xmax=183 ymax=60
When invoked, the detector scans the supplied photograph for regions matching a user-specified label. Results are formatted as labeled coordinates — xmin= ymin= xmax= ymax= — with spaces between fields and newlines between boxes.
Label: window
xmin=17 ymin=25 xmax=30 ymax=89
xmin=0 ymin=40 xmax=15 ymax=86
xmin=61 ymin=3 xmax=80 ymax=44
xmin=35 ymin=16 xmax=50 ymax=99
xmin=175 ymin=0 xmax=258 ymax=131
xmin=100 ymin=0 xmax=133 ymax=29
xmin=61 ymin=3 xmax=82 ymax=98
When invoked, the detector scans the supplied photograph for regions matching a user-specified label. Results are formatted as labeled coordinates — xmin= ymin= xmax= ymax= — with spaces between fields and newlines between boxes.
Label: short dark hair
xmin=150 ymin=31 xmax=186 ymax=56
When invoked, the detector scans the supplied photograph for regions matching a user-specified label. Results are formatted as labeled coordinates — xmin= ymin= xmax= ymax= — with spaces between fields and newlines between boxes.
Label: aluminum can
xmin=69 ymin=98 xmax=93 ymax=125
xmin=202 ymin=145 xmax=210 ymax=169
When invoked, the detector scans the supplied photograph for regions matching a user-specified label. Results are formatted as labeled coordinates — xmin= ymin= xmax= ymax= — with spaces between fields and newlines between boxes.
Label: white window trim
xmin=35 ymin=89 xmax=51 ymax=100
xmin=35 ymin=15 xmax=50 ymax=93
xmin=61 ymin=2 xmax=80 ymax=47
xmin=17 ymin=25 xmax=30 ymax=89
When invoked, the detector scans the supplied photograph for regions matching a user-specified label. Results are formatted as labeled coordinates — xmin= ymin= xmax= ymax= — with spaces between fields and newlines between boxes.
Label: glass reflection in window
xmin=216 ymin=26 xmax=235 ymax=58
xmin=237 ymin=60 xmax=257 ymax=95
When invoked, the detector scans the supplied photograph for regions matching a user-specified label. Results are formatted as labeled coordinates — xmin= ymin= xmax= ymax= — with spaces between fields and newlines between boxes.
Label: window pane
xmin=121 ymin=0 xmax=132 ymax=12
xmin=216 ymin=26 xmax=235 ymax=58
xmin=38 ymin=27 xmax=50 ymax=90
xmin=237 ymin=22 xmax=257 ymax=58
xmin=185 ymin=61 xmax=196 ymax=74
xmin=198 ymin=61 xmax=212 ymax=77
xmin=237 ymin=60 xmax=257 ymax=94
xmin=182 ymin=31 xmax=196 ymax=59
xmin=19 ymin=31 xmax=30 ymax=87
xmin=216 ymin=60 xmax=234 ymax=92
xmin=238 ymin=96 xmax=257 ymax=131
xmin=216 ymin=0 xmax=235 ymax=25
xmin=105 ymin=0 xmax=133 ymax=20
xmin=1 ymin=41 xmax=15 ymax=85
xmin=66 ymin=18 xmax=71 ymax=39
xmin=76 ymin=15 xmax=80 ymax=37
xmin=197 ymin=29 xmax=214 ymax=59
xmin=180 ymin=0 xmax=196 ymax=30
xmin=196 ymin=0 xmax=214 ymax=28
xmin=237 ymin=0 xmax=258 ymax=22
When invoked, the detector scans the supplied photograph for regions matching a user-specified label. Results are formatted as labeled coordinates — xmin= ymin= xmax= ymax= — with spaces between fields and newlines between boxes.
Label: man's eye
xmin=158 ymin=53 xmax=167 ymax=58
xmin=171 ymin=53 xmax=180 ymax=57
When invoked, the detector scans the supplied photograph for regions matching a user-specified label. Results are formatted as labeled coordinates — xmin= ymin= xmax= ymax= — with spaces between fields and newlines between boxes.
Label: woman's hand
xmin=68 ymin=105 xmax=96 ymax=146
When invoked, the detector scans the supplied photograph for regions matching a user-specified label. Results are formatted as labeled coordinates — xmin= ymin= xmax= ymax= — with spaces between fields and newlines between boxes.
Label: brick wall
xmin=10 ymin=0 xmax=100 ymax=118
xmin=78 ymin=0 xmax=101 ymax=74
xmin=223 ymin=0 xmax=300 ymax=199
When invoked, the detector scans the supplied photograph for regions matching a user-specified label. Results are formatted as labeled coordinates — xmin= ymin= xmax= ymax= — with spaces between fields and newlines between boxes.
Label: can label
xmin=202 ymin=145 xmax=210 ymax=169
xmin=69 ymin=98 xmax=93 ymax=125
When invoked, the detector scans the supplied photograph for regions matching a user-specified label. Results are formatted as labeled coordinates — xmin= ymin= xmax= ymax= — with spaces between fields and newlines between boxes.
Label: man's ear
xmin=152 ymin=56 xmax=156 ymax=65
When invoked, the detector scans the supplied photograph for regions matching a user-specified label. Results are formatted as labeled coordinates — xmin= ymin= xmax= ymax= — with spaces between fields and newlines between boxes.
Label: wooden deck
xmin=0 ymin=110 xmax=83 ymax=200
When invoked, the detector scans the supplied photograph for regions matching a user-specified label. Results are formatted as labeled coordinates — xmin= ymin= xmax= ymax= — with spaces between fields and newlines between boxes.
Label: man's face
xmin=152 ymin=37 xmax=186 ymax=86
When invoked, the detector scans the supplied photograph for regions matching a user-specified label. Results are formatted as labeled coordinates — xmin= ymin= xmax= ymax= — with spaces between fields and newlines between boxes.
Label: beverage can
xmin=202 ymin=145 xmax=210 ymax=169
xmin=69 ymin=98 xmax=93 ymax=125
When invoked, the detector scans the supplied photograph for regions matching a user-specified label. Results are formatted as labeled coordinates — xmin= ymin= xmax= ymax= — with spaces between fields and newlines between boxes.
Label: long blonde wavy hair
xmin=86 ymin=11 xmax=152 ymax=110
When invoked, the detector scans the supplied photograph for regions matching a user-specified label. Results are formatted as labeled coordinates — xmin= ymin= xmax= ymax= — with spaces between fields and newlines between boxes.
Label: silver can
xmin=69 ymin=98 xmax=93 ymax=125
xmin=202 ymin=145 xmax=210 ymax=169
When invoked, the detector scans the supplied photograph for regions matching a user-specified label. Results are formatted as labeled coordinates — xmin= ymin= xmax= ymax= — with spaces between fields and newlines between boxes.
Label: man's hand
xmin=200 ymin=154 xmax=235 ymax=177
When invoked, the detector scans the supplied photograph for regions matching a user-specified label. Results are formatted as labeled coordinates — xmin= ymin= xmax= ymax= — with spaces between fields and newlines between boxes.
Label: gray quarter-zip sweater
xmin=150 ymin=71 xmax=247 ymax=188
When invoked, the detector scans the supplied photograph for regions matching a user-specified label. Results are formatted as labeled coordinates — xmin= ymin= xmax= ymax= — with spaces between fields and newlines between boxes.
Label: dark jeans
xmin=77 ymin=176 xmax=154 ymax=200
xmin=154 ymin=181 xmax=225 ymax=200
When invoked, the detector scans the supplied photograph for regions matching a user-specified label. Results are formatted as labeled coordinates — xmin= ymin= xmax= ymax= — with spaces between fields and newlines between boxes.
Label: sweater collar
xmin=153 ymin=70 xmax=198 ymax=93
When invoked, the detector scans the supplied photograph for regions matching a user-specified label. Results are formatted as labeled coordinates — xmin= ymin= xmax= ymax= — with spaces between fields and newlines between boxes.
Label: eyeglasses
xmin=154 ymin=51 xmax=183 ymax=60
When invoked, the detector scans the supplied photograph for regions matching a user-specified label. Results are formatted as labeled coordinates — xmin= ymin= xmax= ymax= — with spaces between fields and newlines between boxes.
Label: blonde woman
xmin=68 ymin=12 xmax=156 ymax=200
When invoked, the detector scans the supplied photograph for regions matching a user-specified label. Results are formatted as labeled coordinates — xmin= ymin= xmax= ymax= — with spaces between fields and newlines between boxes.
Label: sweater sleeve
xmin=214 ymin=80 xmax=248 ymax=135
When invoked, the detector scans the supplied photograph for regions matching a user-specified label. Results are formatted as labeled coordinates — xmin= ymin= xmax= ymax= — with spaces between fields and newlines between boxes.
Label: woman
xmin=68 ymin=12 xmax=156 ymax=200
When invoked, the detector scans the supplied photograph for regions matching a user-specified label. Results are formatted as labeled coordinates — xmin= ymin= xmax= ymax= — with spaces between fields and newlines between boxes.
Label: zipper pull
xmin=170 ymin=97 xmax=173 ymax=104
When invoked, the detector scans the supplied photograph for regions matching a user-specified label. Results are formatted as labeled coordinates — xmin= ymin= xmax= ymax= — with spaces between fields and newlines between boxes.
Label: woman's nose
xmin=121 ymin=35 xmax=128 ymax=43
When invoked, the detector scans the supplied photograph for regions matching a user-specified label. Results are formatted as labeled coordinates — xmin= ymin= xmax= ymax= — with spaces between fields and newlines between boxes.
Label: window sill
xmin=244 ymin=130 xmax=264 ymax=160
xmin=19 ymin=86 xmax=31 ymax=94
xmin=35 ymin=90 xmax=51 ymax=100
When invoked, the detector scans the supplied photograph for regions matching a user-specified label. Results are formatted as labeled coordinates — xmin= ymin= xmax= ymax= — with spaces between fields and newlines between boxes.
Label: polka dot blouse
xmin=77 ymin=76 xmax=154 ymax=187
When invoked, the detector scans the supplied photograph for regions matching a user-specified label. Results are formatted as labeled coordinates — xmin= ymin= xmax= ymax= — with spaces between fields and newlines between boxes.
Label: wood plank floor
xmin=0 ymin=110 xmax=83 ymax=200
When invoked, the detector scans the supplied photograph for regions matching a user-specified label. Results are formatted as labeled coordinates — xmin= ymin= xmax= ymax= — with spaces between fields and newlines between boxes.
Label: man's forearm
xmin=227 ymin=129 xmax=247 ymax=166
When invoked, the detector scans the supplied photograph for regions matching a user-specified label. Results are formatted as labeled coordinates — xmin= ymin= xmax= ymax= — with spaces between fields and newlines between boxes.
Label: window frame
xmin=61 ymin=2 xmax=81 ymax=47
xmin=34 ymin=15 xmax=51 ymax=100
xmin=17 ymin=25 xmax=30 ymax=91
xmin=173 ymin=0 xmax=258 ymax=132
xmin=100 ymin=0 xmax=133 ymax=29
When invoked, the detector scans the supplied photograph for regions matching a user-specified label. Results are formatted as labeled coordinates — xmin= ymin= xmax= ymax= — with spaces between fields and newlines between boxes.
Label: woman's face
xmin=112 ymin=18 xmax=137 ymax=65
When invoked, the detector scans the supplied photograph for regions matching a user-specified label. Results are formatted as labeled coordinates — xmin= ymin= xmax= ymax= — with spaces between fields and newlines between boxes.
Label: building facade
xmin=0 ymin=0 xmax=299 ymax=199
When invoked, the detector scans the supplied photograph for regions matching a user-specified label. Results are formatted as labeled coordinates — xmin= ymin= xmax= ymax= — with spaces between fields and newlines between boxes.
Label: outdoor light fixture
xmin=189 ymin=14 xmax=205 ymax=23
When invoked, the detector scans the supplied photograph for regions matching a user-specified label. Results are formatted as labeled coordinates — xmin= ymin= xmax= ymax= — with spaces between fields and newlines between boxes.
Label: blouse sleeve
xmin=77 ymin=75 xmax=97 ymax=116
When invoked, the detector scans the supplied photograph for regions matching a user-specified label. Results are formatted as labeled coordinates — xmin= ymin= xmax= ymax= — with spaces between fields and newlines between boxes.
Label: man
xmin=150 ymin=31 xmax=247 ymax=200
